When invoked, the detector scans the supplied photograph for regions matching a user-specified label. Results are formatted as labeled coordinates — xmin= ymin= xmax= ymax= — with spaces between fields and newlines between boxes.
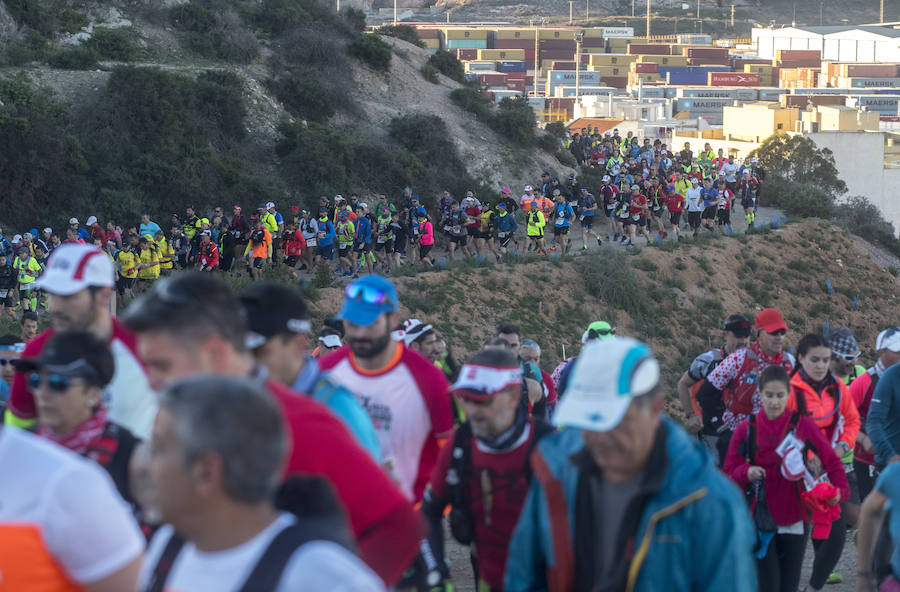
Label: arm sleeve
xmin=867 ymin=376 xmax=897 ymax=461
xmin=692 ymin=486 xmax=758 ymax=592
xmin=722 ymin=422 xmax=751 ymax=487
xmin=838 ymin=383 xmax=861 ymax=449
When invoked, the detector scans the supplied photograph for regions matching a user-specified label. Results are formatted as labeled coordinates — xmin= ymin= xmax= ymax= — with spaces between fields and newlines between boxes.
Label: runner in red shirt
xmin=626 ymin=184 xmax=652 ymax=246
xmin=319 ymin=275 xmax=454 ymax=503
xmin=121 ymin=272 xmax=420 ymax=587
xmin=665 ymin=185 xmax=684 ymax=241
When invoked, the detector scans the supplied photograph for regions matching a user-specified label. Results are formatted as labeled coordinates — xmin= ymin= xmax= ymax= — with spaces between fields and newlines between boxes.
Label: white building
xmin=752 ymin=25 xmax=900 ymax=62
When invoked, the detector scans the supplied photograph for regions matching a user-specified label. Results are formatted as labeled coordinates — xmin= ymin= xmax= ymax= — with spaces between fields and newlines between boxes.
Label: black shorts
xmin=651 ymin=208 xmax=663 ymax=218
xmin=620 ymin=216 xmax=633 ymax=226
xmin=688 ymin=211 xmax=702 ymax=228
xmin=338 ymin=246 xmax=350 ymax=258
xmin=419 ymin=244 xmax=433 ymax=258
xmin=316 ymin=244 xmax=334 ymax=260
xmin=353 ymin=241 xmax=370 ymax=254
xmin=374 ymin=239 xmax=393 ymax=252
xmin=253 ymin=256 xmax=266 ymax=269
xmin=449 ymin=235 xmax=468 ymax=246
xmin=716 ymin=209 xmax=731 ymax=224
xmin=527 ymin=233 xmax=543 ymax=240
xmin=632 ymin=216 xmax=646 ymax=228
xmin=117 ymin=277 xmax=135 ymax=292
xmin=498 ymin=235 xmax=513 ymax=248
xmin=553 ymin=226 xmax=569 ymax=236
xmin=580 ymin=216 xmax=594 ymax=229
xmin=741 ymin=198 xmax=754 ymax=210
xmin=0 ymin=290 xmax=15 ymax=307
xmin=701 ymin=206 xmax=717 ymax=220
xmin=285 ymin=255 xmax=300 ymax=267
xmin=669 ymin=211 xmax=682 ymax=225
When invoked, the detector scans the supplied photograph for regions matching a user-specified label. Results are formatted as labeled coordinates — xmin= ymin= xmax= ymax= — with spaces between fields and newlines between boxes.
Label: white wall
xmin=805 ymin=131 xmax=900 ymax=235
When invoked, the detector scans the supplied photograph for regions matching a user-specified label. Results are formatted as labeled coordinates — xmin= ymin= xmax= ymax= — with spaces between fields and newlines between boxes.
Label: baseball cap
xmin=69 ymin=218 xmax=79 ymax=225
xmin=497 ymin=203 xmax=507 ymax=209
xmin=451 ymin=361 xmax=522 ymax=402
xmin=630 ymin=184 xmax=639 ymax=190
xmin=15 ymin=332 xmax=114 ymax=387
xmin=581 ymin=321 xmax=615 ymax=344
xmin=34 ymin=244 xmax=115 ymax=295
xmin=11 ymin=234 xmax=21 ymax=244
xmin=416 ymin=206 xmax=427 ymax=216
xmin=401 ymin=319 xmax=433 ymax=347
xmin=200 ymin=230 xmax=211 ymax=236
xmin=43 ymin=227 xmax=52 ymax=234
xmin=691 ymin=178 xmax=699 ymax=184
xmin=257 ymin=203 xmax=267 ymax=210
xmin=829 ymin=328 xmax=861 ymax=360
xmin=318 ymin=334 xmax=342 ymax=348
xmin=524 ymin=185 xmax=533 ymax=191
xmin=86 ymin=216 xmax=97 ymax=226
xmin=240 ymin=282 xmax=312 ymax=350
xmin=723 ymin=314 xmax=751 ymax=338
xmin=602 ymin=175 xmax=610 ymax=182
xmin=233 ymin=205 xmax=242 ymax=210
xmin=266 ymin=201 xmax=276 ymax=209
xmin=755 ymin=308 xmax=787 ymax=334
xmin=554 ymin=337 xmax=660 ymax=432
xmin=338 ymin=275 xmax=398 ymax=327
xmin=501 ymin=188 xmax=511 ymax=194
xmin=876 ymin=327 xmax=900 ymax=352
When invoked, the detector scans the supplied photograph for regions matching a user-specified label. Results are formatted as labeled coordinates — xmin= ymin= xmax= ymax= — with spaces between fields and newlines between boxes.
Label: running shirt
xmin=139 ymin=513 xmax=384 ymax=592
xmin=685 ymin=187 xmax=704 ymax=212
xmin=7 ymin=319 xmax=158 ymax=439
xmin=553 ymin=203 xmax=574 ymax=227
xmin=0 ymin=426 xmax=144 ymax=591
xmin=319 ymin=344 xmax=453 ymax=501
xmin=14 ymin=256 xmax=42 ymax=286
xmin=629 ymin=194 xmax=648 ymax=217
xmin=138 ymin=247 xmax=160 ymax=280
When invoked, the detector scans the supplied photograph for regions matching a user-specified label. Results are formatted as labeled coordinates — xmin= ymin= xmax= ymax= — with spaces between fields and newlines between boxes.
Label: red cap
xmin=755 ymin=308 xmax=787 ymax=333
xmin=291 ymin=206 xmax=300 ymax=211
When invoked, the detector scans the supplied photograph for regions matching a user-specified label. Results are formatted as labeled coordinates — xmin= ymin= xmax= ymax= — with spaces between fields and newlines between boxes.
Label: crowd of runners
xmin=0 ymin=131 xmax=766 ymax=321
xmin=2 ymin=237 xmax=900 ymax=592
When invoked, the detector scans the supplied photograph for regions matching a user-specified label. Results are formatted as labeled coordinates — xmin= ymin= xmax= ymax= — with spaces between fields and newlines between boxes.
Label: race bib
xmin=631 ymin=214 xmax=641 ymax=221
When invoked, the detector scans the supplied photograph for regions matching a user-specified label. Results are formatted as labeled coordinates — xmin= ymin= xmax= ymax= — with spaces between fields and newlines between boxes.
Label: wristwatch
xmin=838 ymin=441 xmax=851 ymax=455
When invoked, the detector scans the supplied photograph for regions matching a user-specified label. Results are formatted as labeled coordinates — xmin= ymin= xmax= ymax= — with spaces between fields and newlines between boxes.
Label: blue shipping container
xmin=497 ymin=60 xmax=527 ymax=73
xmin=445 ymin=39 xmax=489 ymax=49
xmin=464 ymin=73 xmax=479 ymax=82
xmin=665 ymin=72 xmax=710 ymax=85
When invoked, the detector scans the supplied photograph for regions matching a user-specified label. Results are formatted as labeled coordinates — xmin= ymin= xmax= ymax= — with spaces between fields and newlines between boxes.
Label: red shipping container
xmin=778 ymin=59 xmax=821 ymax=68
xmin=506 ymin=80 xmax=526 ymax=91
xmin=455 ymin=49 xmax=478 ymax=61
xmin=582 ymin=38 xmax=606 ymax=48
xmin=540 ymin=39 xmax=576 ymax=50
xmin=547 ymin=98 xmax=575 ymax=118
xmin=540 ymin=49 xmax=576 ymax=60
xmin=688 ymin=58 xmax=731 ymax=66
xmin=506 ymin=70 xmax=526 ymax=80
xmin=845 ymin=63 xmax=899 ymax=77
xmin=634 ymin=62 xmax=659 ymax=73
xmin=685 ymin=47 xmax=728 ymax=59
xmin=524 ymin=50 xmax=536 ymax=61
xmin=495 ymin=39 xmax=537 ymax=50
xmin=525 ymin=75 xmax=534 ymax=85
xmin=478 ymin=72 xmax=508 ymax=86
xmin=416 ymin=28 xmax=440 ymax=39
xmin=580 ymin=54 xmax=592 ymax=64
xmin=627 ymin=43 xmax=670 ymax=55
xmin=602 ymin=76 xmax=628 ymax=88
xmin=733 ymin=58 xmax=771 ymax=66
xmin=552 ymin=61 xmax=577 ymax=70
xmin=708 ymin=72 xmax=761 ymax=86
xmin=777 ymin=49 xmax=821 ymax=61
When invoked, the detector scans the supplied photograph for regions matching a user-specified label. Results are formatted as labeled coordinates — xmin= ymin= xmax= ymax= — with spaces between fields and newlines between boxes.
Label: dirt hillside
xmin=309 ymin=219 xmax=900 ymax=415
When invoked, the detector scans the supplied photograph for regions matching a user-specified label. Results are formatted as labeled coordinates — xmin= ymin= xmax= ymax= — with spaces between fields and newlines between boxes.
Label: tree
xmin=750 ymin=133 xmax=846 ymax=195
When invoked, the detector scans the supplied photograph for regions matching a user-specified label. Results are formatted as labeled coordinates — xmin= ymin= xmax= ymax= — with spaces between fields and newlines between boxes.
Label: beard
xmin=347 ymin=330 xmax=393 ymax=360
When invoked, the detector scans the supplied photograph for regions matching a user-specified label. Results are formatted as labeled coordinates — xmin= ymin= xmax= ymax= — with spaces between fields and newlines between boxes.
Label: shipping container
xmin=631 ymin=86 xmax=666 ymax=98
xmin=836 ymin=77 xmax=900 ymax=88
xmin=603 ymin=76 xmax=628 ymax=88
xmin=675 ymin=98 xmax=734 ymax=112
xmin=677 ymin=87 xmax=758 ymax=101
xmin=489 ymin=90 xmax=525 ymax=101
xmin=781 ymin=94 xmax=846 ymax=108
xmin=551 ymin=60 xmax=577 ymax=70
xmin=587 ymin=66 xmax=628 ymax=76
xmin=495 ymin=39 xmax=537 ymax=50
xmin=548 ymin=70 xmax=604 ymax=84
xmin=552 ymin=86 xmax=616 ymax=97
xmin=777 ymin=59 xmax=822 ymax=69
xmin=445 ymin=39 xmax=489 ymax=50
xmin=497 ymin=60 xmax=528 ymax=73
xmin=634 ymin=62 xmax=659 ymax=73
xmin=835 ymin=63 xmax=899 ymax=78
xmin=496 ymin=28 xmax=536 ymax=40
xmin=464 ymin=61 xmax=497 ymax=72
xmin=539 ymin=29 xmax=576 ymax=40
xmin=423 ymin=39 xmax=440 ymax=49
xmin=637 ymin=55 xmax=690 ymax=66
xmin=776 ymin=49 xmax=821 ymax=62
xmin=582 ymin=37 xmax=606 ymax=48
xmin=757 ymin=88 xmax=789 ymax=101
xmin=627 ymin=43 xmax=670 ymax=55
xmin=708 ymin=72 xmax=761 ymax=86
xmin=477 ymin=49 xmax=525 ymax=61
xmin=588 ymin=53 xmax=637 ymax=66
xmin=506 ymin=80 xmax=526 ymax=92
xmin=677 ymin=34 xmax=712 ymax=45
xmin=541 ymin=49 xmax=576 ymax=60
xmin=688 ymin=57 xmax=731 ymax=66
xmin=454 ymin=49 xmax=479 ymax=61
xmin=601 ymin=27 xmax=634 ymax=37
xmin=684 ymin=47 xmax=728 ymax=59
xmin=417 ymin=28 xmax=440 ymax=39
xmin=478 ymin=72 xmax=509 ymax=86
xmin=443 ymin=28 xmax=488 ymax=40
xmin=540 ymin=39 xmax=577 ymax=50
xmin=847 ymin=95 xmax=900 ymax=113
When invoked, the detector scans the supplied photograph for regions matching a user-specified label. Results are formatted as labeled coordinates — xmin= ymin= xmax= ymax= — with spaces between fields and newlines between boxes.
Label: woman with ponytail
xmin=788 ymin=333 xmax=860 ymax=592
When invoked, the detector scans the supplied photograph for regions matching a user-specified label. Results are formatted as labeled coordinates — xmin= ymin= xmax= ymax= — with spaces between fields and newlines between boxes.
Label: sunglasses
xmin=833 ymin=352 xmax=861 ymax=362
xmin=27 ymin=372 xmax=82 ymax=393
xmin=767 ymin=329 xmax=787 ymax=336
xmin=345 ymin=283 xmax=390 ymax=306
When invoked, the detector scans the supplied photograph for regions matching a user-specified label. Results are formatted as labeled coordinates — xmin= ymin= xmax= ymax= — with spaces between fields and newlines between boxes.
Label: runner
xmin=241 ymin=222 xmax=272 ymax=281
xmin=335 ymin=210 xmax=356 ymax=277
xmin=494 ymin=202 xmax=517 ymax=256
xmin=715 ymin=179 xmax=734 ymax=234
xmin=417 ymin=212 xmax=435 ymax=268
xmin=319 ymin=275 xmax=453 ymax=502
xmin=240 ymin=282 xmax=380 ymax=459
xmin=505 ymin=337 xmax=757 ymax=591
xmin=121 ymin=272 xmax=420 ymax=586
xmin=598 ymin=175 xmax=619 ymax=241
xmin=627 ymin=184 xmax=652 ymax=246
xmin=421 ymin=348 xmax=555 ymax=592
xmin=442 ymin=200 xmax=471 ymax=263
xmin=401 ymin=318 xmax=441 ymax=365
xmin=314 ymin=208 xmax=336 ymax=268
xmin=194 ymin=231 xmax=219 ymax=272
xmin=700 ymin=178 xmax=718 ymax=233
xmin=665 ymin=182 xmax=684 ymax=241
xmin=549 ymin=190 xmax=575 ymax=253
xmin=737 ymin=169 xmax=759 ymax=228
xmin=5 ymin=244 xmax=157 ymax=440
xmin=138 ymin=376 xmax=384 ymax=592
xmin=373 ymin=208 xmax=394 ymax=273
xmin=354 ymin=204 xmax=374 ymax=276
xmin=647 ymin=177 xmax=667 ymax=238
xmin=577 ymin=186 xmax=601 ymax=250
xmin=685 ymin=177 xmax=704 ymax=237
xmin=525 ymin=201 xmax=546 ymax=254
xmin=519 ymin=338 xmax=558 ymax=417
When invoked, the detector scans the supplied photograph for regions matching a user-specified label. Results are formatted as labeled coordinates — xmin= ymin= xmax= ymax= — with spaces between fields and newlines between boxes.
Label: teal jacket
xmin=504 ymin=416 xmax=757 ymax=592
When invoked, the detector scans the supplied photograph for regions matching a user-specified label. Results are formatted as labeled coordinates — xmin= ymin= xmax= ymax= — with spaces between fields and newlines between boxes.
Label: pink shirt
xmin=419 ymin=221 xmax=434 ymax=246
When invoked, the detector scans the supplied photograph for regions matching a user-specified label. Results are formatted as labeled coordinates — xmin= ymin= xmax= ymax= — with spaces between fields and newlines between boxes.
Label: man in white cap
xmin=4 ymin=244 xmax=157 ymax=440
xmin=505 ymin=337 xmax=756 ymax=592
xmin=402 ymin=319 xmax=441 ymax=364
xmin=69 ymin=217 xmax=89 ymax=241
xmin=264 ymin=201 xmax=284 ymax=263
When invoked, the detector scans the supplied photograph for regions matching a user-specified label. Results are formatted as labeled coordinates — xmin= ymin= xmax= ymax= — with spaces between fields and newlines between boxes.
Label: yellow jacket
xmin=138 ymin=247 xmax=160 ymax=280
xmin=526 ymin=209 xmax=546 ymax=237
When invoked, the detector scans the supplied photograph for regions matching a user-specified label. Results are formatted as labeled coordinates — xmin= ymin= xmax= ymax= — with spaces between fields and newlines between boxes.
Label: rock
xmin=0 ymin=2 xmax=16 ymax=45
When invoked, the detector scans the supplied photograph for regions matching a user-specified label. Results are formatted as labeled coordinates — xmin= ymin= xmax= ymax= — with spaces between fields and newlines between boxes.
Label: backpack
xmin=446 ymin=419 xmax=554 ymax=545
xmin=251 ymin=229 xmax=266 ymax=245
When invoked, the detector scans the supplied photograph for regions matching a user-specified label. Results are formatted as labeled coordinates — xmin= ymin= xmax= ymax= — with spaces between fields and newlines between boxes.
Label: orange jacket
xmin=788 ymin=372 xmax=860 ymax=451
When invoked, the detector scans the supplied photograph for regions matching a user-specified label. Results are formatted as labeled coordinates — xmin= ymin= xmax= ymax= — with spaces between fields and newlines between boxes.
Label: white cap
xmin=553 ymin=337 xmax=660 ymax=432
xmin=524 ymin=185 xmax=533 ymax=191
xmin=318 ymin=334 xmax=342 ymax=348
xmin=86 ymin=216 xmax=98 ymax=226
xmin=34 ymin=244 xmax=115 ymax=295
xmin=401 ymin=319 xmax=433 ymax=347
xmin=11 ymin=234 xmax=21 ymax=243
xmin=69 ymin=218 xmax=79 ymax=225
xmin=266 ymin=201 xmax=275 ymax=209
xmin=43 ymin=227 xmax=52 ymax=234
xmin=691 ymin=177 xmax=699 ymax=183
xmin=877 ymin=327 xmax=900 ymax=353
xmin=602 ymin=175 xmax=611 ymax=183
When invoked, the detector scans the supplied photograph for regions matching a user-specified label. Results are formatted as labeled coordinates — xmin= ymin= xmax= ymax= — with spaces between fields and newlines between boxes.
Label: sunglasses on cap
xmin=587 ymin=327 xmax=615 ymax=339
xmin=27 ymin=372 xmax=87 ymax=393
xmin=345 ymin=283 xmax=389 ymax=305
xmin=833 ymin=351 xmax=861 ymax=362
xmin=766 ymin=329 xmax=787 ymax=336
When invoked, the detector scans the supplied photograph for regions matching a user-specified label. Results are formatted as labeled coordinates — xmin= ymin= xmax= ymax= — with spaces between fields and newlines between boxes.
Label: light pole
xmin=646 ymin=0 xmax=651 ymax=37
xmin=570 ymin=0 xmax=574 ymax=23
xmin=632 ymin=0 xmax=636 ymax=17
xmin=393 ymin=0 xmax=397 ymax=24
xmin=586 ymin=0 xmax=590 ymax=22
xmin=576 ymin=33 xmax=583 ymax=99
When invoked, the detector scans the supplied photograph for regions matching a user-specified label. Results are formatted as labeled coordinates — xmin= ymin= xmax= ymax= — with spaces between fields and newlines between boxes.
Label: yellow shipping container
xmin=636 ymin=54 xmax=689 ymax=66
xmin=495 ymin=28 xmax=537 ymax=40
xmin=443 ymin=28 xmax=488 ymax=40
xmin=582 ymin=27 xmax=605 ymax=38
xmin=628 ymin=72 xmax=662 ymax=83
xmin=477 ymin=49 xmax=526 ymax=60
xmin=744 ymin=64 xmax=774 ymax=73
xmin=423 ymin=38 xmax=440 ymax=49
xmin=539 ymin=28 xmax=577 ymax=40
xmin=588 ymin=53 xmax=637 ymax=66
xmin=587 ymin=65 xmax=627 ymax=76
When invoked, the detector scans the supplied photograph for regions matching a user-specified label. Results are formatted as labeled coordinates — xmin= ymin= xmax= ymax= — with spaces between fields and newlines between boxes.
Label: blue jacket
xmin=317 ymin=219 xmax=336 ymax=247
xmin=868 ymin=363 xmax=900 ymax=465
xmin=355 ymin=215 xmax=372 ymax=244
xmin=505 ymin=417 xmax=757 ymax=592
xmin=496 ymin=211 xmax=518 ymax=234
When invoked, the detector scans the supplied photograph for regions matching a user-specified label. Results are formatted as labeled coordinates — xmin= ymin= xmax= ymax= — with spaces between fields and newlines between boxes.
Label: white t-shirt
xmin=139 ymin=513 xmax=384 ymax=592
xmin=0 ymin=427 xmax=144 ymax=588
xmin=686 ymin=186 xmax=704 ymax=212
xmin=721 ymin=162 xmax=740 ymax=183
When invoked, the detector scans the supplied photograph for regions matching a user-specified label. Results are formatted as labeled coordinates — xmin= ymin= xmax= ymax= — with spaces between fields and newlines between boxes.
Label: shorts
xmin=606 ymin=207 xmax=616 ymax=218
xmin=419 ymin=244 xmax=433 ymax=258
xmin=316 ymin=244 xmax=334 ymax=260
xmin=527 ymin=233 xmax=543 ymax=240
xmin=701 ymin=206 xmax=717 ymax=220
xmin=687 ymin=211 xmax=702 ymax=228
xmin=669 ymin=211 xmax=682 ymax=225
xmin=469 ymin=229 xmax=486 ymax=240
xmin=0 ymin=289 xmax=15 ymax=307
xmin=553 ymin=226 xmax=569 ymax=236
xmin=284 ymin=255 xmax=300 ymax=267
xmin=632 ymin=216 xmax=646 ymax=228
xmin=338 ymin=246 xmax=350 ymax=259
xmin=741 ymin=197 xmax=754 ymax=210
xmin=580 ymin=216 xmax=594 ymax=229
xmin=716 ymin=209 xmax=731 ymax=225
xmin=353 ymin=240 xmax=370 ymax=254
xmin=449 ymin=235 xmax=468 ymax=246
xmin=253 ymin=256 xmax=266 ymax=269
xmin=499 ymin=235 xmax=513 ymax=248
xmin=651 ymin=208 xmax=663 ymax=218
xmin=620 ymin=216 xmax=633 ymax=226
xmin=116 ymin=277 xmax=135 ymax=292
xmin=374 ymin=239 xmax=393 ymax=252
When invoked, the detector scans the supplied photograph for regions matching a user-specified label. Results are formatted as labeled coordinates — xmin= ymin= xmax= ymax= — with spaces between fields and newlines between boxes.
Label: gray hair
xmin=159 ymin=376 xmax=287 ymax=503
xmin=520 ymin=339 xmax=541 ymax=355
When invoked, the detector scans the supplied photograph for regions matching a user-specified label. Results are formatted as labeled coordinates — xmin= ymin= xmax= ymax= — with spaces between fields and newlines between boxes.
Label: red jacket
xmin=284 ymin=229 xmax=306 ymax=257
xmin=788 ymin=372 xmax=860 ymax=451
xmin=724 ymin=410 xmax=849 ymax=526
xmin=195 ymin=241 xmax=219 ymax=269
xmin=850 ymin=370 xmax=878 ymax=465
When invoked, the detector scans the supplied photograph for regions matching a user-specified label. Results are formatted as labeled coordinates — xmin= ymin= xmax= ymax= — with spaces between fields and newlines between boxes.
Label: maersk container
xmin=757 ymin=88 xmax=789 ymax=101
xmin=631 ymin=86 xmax=666 ymax=98
xmin=553 ymin=86 xmax=616 ymax=97
xmin=847 ymin=95 xmax=900 ymax=113
xmin=845 ymin=77 xmax=900 ymax=89
xmin=548 ymin=70 xmax=604 ymax=85
xmin=676 ymin=87 xmax=758 ymax=101
xmin=464 ymin=61 xmax=497 ymax=72
xmin=675 ymin=98 xmax=733 ymax=112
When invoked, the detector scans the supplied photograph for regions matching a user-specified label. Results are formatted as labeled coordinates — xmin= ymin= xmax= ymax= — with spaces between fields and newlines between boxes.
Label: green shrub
xmin=170 ymin=2 xmax=259 ymax=62
xmin=268 ymin=66 xmax=336 ymax=122
xmin=2 ymin=30 xmax=50 ymax=66
xmin=835 ymin=195 xmax=900 ymax=258
xmin=426 ymin=50 xmax=465 ymax=83
xmin=5 ymin=0 xmax=87 ymax=35
xmin=194 ymin=70 xmax=247 ymax=138
xmin=764 ymin=179 xmax=835 ymax=219
xmin=377 ymin=24 xmax=425 ymax=48
xmin=86 ymin=28 xmax=137 ymax=61
xmin=489 ymin=97 xmax=536 ymax=145
xmin=253 ymin=0 xmax=335 ymax=36
xmin=545 ymin=121 xmax=566 ymax=137
xmin=348 ymin=34 xmax=392 ymax=72
xmin=169 ymin=2 xmax=216 ymax=32
xmin=47 ymin=45 xmax=99 ymax=70
xmin=342 ymin=7 xmax=367 ymax=33
xmin=450 ymin=85 xmax=492 ymax=119
xmin=421 ymin=62 xmax=439 ymax=83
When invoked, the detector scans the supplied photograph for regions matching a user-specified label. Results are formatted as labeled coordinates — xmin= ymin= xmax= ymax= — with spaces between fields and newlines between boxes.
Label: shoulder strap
xmin=448 ymin=423 xmax=474 ymax=513
xmin=746 ymin=415 xmax=757 ymax=464
xmin=237 ymin=523 xmax=352 ymax=592
xmin=146 ymin=532 xmax=186 ymax=592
